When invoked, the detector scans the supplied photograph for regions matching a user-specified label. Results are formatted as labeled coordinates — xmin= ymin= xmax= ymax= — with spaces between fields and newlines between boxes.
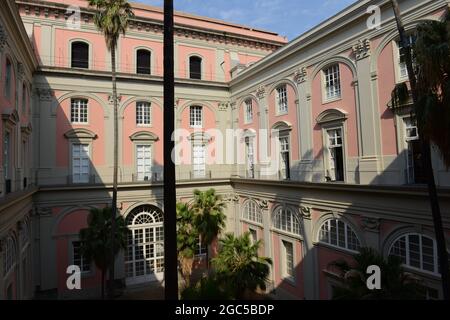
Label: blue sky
xmin=137 ymin=0 xmax=357 ymax=41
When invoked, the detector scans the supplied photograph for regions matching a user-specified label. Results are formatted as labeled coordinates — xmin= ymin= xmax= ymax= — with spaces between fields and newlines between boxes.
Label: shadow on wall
xmin=34 ymin=76 xmax=166 ymax=300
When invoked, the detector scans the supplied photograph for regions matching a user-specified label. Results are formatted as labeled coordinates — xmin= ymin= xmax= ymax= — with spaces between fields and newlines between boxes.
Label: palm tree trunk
xmin=101 ymin=269 xmax=105 ymax=300
xmin=391 ymin=0 xmax=450 ymax=300
xmin=109 ymin=44 xmax=118 ymax=300
xmin=163 ymin=0 xmax=178 ymax=300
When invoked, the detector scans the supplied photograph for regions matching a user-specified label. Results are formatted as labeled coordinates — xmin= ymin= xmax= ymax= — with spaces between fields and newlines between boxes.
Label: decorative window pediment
xmin=316 ymin=108 xmax=348 ymax=125
xmin=21 ymin=123 xmax=32 ymax=135
xmin=188 ymin=132 xmax=211 ymax=144
xmin=64 ymin=128 xmax=97 ymax=140
xmin=129 ymin=131 xmax=159 ymax=142
xmin=2 ymin=108 xmax=19 ymax=126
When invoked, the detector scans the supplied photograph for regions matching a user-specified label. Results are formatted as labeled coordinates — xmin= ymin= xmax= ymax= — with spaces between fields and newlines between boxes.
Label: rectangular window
xmin=398 ymin=35 xmax=416 ymax=79
xmin=22 ymin=84 xmax=27 ymax=112
xmin=72 ymin=241 xmax=90 ymax=273
xmin=190 ymin=106 xmax=203 ymax=128
xmin=249 ymin=228 xmax=258 ymax=244
xmin=245 ymin=99 xmax=253 ymax=123
xmin=195 ymin=237 xmax=207 ymax=256
xmin=72 ymin=144 xmax=90 ymax=183
xmin=276 ymin=86 xmax=288 ymax=114
xmin=279 ymin=136 xmax=290 ymax=180
xmin=326 ymin=128 xmax=344 ymax=181
xmin=136 ymin=102 xmax=151 ymax=125
xmin=245 ymin=137 xmax=255 ymax=178
xmin=282 ymin=240 xmax=294 ymax=279
xmin=324 ymin=64 xmax=341 ymax=100
xmin=404 ymin=117 xmax=426 ymax=184
xmin=136 ymin=145 xmax=152 ymax=181
xmin=3 ymin=132 xmax=10 ymax=179
xmin=71 ymin=99 xmax=88 ymax=123
xmin=5 ymin=60 xmax=12 ymax=100
xmin=192 ymin=144 xmax=206 ymax=178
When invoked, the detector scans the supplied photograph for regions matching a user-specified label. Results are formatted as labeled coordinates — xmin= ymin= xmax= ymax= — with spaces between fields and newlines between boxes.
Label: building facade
xmin=0 ymin=0 xmax=450 ymax=299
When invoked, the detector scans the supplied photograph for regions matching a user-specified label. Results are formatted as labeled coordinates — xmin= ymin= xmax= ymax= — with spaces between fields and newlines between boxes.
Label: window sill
xmin=281 ymin=276 xmax=296 ymax=287
xmin=276 ymin=111 xmax=288 ymax=117
xmin=137 ymin=124 xmax=152 ymax=128
xmin=323 ymin=96 xmax=342 ymax=104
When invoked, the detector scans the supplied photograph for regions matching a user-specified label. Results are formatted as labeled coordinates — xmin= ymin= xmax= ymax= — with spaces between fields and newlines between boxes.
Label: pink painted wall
xmin=55 ymin=209 xmax=102 ymax=293
xmin=119 ymin=38 xmax=163 ymax=76
xmin=267 ymin=83 xmax=300 ymax=161
xmin=54 ymin=29 xmax=107 ymax=71
xmin=178 ymin=45 xmax=216 ymax=81
xmin=55 ymin=93 xmax=106 ymax=168
xmin=311 ymin=62 xmax=358 ymax=159
xmin=121 ymin=99 xmax=163 ymax=166
xmin=377 ymin=41 xmax=400 ymax=156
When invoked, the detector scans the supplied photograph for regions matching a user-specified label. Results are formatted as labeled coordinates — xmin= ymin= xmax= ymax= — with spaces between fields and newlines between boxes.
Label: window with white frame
xmin=398 ymin=34 xmax=416 ymax=79
xmin=192 ymin=144 xmax=206 ymax=178
xmin=136 ymin=101 xmax=151 ymax=125
xmin=273 ymin=207 xmax=301 ymax=236
xmin=279 ymin=136 xmax=290 ymax=180
xmin=136 ymin=144 xmax=152 ymax=181
xmin=190 ymin=106 xmax=203 ymax=128
xmin=319 ymin=219 xmax=361 ymax=252
xmin=276 ymin=85 xmax=288 ymax=114
xmin=72 ymin=241 xmax=91 ymax=273
xmin=242 ymin=200 xmax=262 ymax=224
xmin=324 ymin=64 xmax=341 ymax=101
xmin=71 ymin=99 xmax=88 ymax=123
xmin=245 ymin=137 xmax=255 ymax=178
xmin=5 ymin=58 xmax=12 ymax=100
xmin=249 ymin=228 xmax=258 ymax=244
xmin=195 ymin=237 xmax=207 ymax=256
xmin=3 ymin=236 xmax=16 ymax=276
xmin=245 ymin=99 xmax=253 ymax=123
xmin=282 ymin=240 xmax=294 ymax=279
xmin=326 ymin=128 xmax=344 ymax=181
xmin=389 ymin=233 xmax=443 ymax=274
xmin=403 ymin=117 xmax=425 ymax=184
xmin=72 ymin=144 xmax=90 ymax=183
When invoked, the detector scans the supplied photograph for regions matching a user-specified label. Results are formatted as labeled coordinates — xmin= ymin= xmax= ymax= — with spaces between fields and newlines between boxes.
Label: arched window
xmin=136 ymin=49 xmax=151 ymax=75
xmin=5 ymin=58 xmax=12 ymax=100
xmin=242 ymin=200 xmax=262 ymax=224
xmin=189 ymin=56 xmax=202 ymax=80
xmin=319 ymin=219 xmax=360 ymax=251
xmin=273 ymin=207 xmax=301 ymax=236
xmin=3 ymin=235 xmax=16 ymax=276
xmin=71 ymin=41 xmax=89 ymax=69
xmin=389 ymin=233 xmax=441 ymax=274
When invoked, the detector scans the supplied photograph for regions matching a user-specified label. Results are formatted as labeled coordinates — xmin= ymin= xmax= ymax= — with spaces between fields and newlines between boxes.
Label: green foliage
xmin=79 ymin=207 xmax=128 ymax=272
xmin=177 ymin=203 xmax=198 ymax=260
xmin=88 ymin=0 xmax=134 ymax=50
xmin=180 ymin=275 xmax=233 ymax=300
xmin=213 ymin=233 xmax=272 ymax=299
xmin=390 ymin=11 xmax=450 ymax=168
xmin=329 ymin=247 xmax=426 ymax=300
xmin=191 ymin=189 xmax=227 ymax=248
xmin=176 ymin=202 xmax=199 ymax=285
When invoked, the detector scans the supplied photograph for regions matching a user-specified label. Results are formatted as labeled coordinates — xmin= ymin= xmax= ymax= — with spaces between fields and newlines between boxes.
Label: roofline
xmin=230 ymin=0 xmax=446 ymax=85
xmin=130 ymin=1 xmax=284 ymax=38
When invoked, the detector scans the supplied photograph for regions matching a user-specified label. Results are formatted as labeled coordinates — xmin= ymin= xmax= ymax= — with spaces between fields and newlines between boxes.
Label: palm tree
xmin=79 ymin=207 xmax=128 ymax=299
xmin=389 ymin=1 xmax=450 ymax=299
xmin=88 ymin=0 xmax=134 ymax=298
xmin=176 ymin=202 xmax=199 ymax=287
xmin=213 ymin=233 xmax=272 ymax=299
xmin=191 ymin=189 xmax=227 ymax=271
xmin=329 ymin=247 xmax=425 ymax=300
